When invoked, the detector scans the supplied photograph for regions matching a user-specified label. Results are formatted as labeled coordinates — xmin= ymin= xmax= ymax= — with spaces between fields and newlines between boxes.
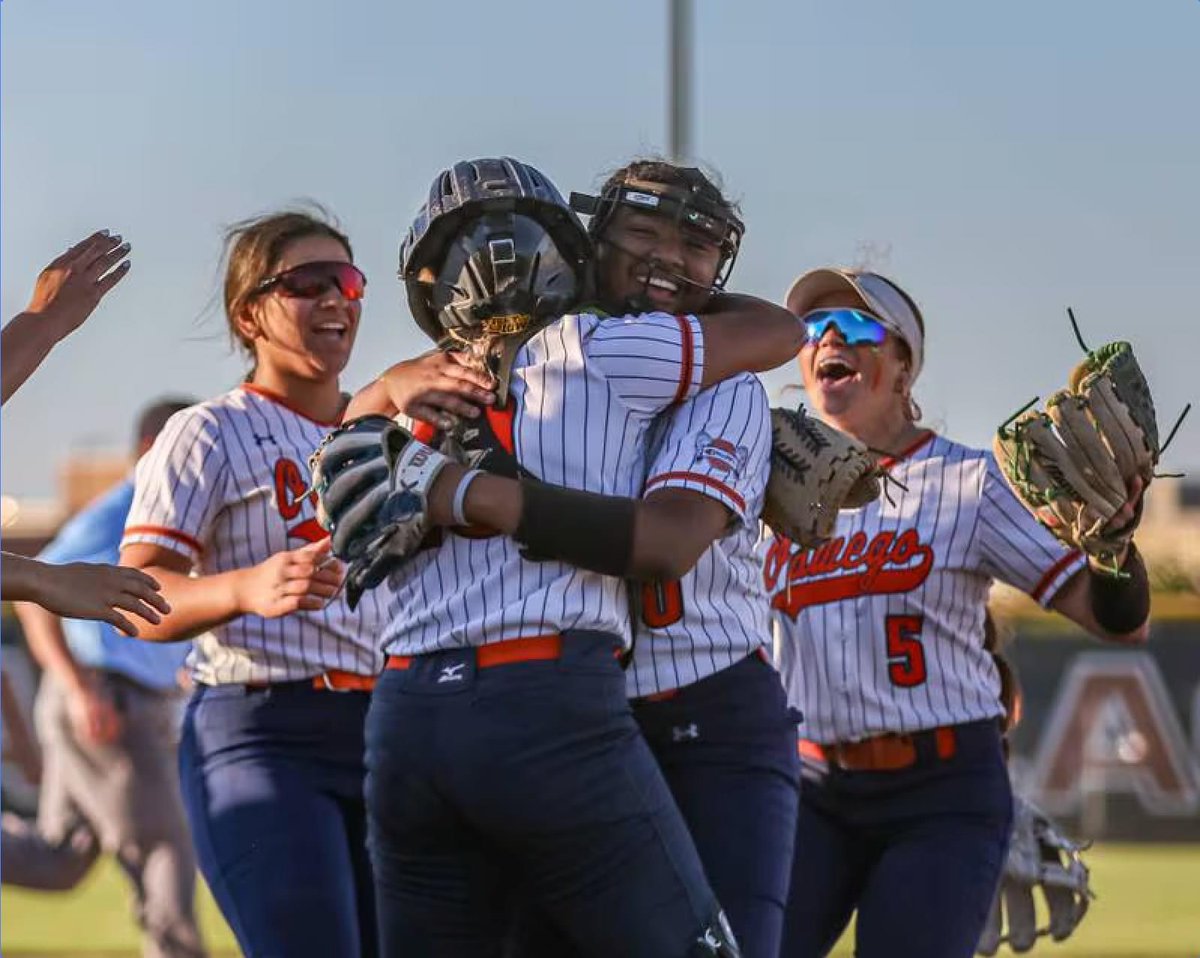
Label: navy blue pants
xmin=508 ymin=652 xmax=799 ymax=958
xmin=632 ymin=653 xmax=801 ymax=958
xmin=783 ymin=720 xmax=1013 ymax=958
xmin=179 ymin=683 xmax=376 ymax=958
xmin=365 ymin=632 xmax=721 ymax=958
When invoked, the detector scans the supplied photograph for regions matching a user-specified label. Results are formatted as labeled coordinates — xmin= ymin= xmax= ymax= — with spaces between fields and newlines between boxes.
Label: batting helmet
xmin=400 ymin=157 xmax=592 ymax=343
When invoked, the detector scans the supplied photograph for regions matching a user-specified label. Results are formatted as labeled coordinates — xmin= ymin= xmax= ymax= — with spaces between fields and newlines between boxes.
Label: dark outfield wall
xmin=4 ymin=615 xmax=1198 ymax=839
xmin=1005 ymin=618 xmax=1200 ymax=841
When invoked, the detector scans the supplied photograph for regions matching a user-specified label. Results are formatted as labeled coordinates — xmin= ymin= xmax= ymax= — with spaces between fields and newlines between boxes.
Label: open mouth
xmin=815 ymin=356 xmax=860 ymax=387
xmin=635 ymin=271 xmax=681 ymax=306
xmin=645 ymin=274 xmax=679 ymax=293
xmin=313 ymin=320 xmax=350 ymax=342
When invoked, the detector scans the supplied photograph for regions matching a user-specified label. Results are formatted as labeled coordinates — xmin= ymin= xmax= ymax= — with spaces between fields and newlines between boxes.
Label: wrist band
xmin=514 ymin=479 xmax=636 ymax=577
xmin=451 ymin=470 xmax=482 ymax=526
xmin=1087 ymin=542 xmax=1150 ymax=634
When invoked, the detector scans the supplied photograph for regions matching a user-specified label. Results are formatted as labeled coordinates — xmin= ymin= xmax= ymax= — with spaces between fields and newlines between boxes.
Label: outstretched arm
xmin=345 ymin=350 xmax=496 ymax=425
xmin=695 ymin=293 xmax=804 ymax=385
xmin=119 ymin=540 xmax=343 ymax=642
xmin=429 ymin=471 xmax=731 ymax=582
xmin=3 ymin=232 xmax=131 ymax=404
xmin=1 ymin=552 xmax=168 ymax=636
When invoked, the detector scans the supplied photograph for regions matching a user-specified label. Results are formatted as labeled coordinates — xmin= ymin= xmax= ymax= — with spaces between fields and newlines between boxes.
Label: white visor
xmin=784 ymin=267 xmax=925 ymax=383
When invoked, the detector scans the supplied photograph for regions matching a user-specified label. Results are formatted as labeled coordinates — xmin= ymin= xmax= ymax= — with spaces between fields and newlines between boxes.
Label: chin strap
xmin=599 ymin=236 xmax=719 ymax=314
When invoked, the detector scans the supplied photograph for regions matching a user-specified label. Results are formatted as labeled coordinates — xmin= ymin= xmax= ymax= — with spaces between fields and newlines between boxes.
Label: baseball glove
xmin=763 ymin=405 xmax=882 ymax=549
xmin=977 ymin=797 xmax=1093 ymax=955
xmin=993 ymin=341 xmax=1158 ymax=575
xmin=309 ymin=415 xmax=451 ymax=608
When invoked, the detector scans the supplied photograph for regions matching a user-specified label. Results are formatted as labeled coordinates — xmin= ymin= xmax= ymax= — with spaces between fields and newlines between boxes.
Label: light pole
xmin=668 ymin=0 xmax=693 ymax=162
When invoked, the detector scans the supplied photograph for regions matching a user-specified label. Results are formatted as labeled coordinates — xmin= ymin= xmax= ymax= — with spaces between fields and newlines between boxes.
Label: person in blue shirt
xmin=6 ymin=397 xmax=207 ymax=958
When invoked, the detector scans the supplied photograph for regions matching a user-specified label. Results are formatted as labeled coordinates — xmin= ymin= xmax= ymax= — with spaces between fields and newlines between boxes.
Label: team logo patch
xmin=694 ymin=432 xmax=748 ymax=476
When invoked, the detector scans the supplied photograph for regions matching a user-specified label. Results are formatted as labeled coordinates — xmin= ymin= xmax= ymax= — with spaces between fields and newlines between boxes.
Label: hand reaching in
xmin=234 ymin=538 xmax=345 ymax=618
xmin=31 ymin=561 xmax=170 ymax=637
xmin=25 ymin=230 xmax=132 ymax=339
xmin=347 ymin=349 xmax=496 ymax=429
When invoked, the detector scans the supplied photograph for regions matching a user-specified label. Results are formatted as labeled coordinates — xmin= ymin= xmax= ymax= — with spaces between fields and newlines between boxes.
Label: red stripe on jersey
xmin=486 ymin=403 xmax=516 ymax=456
xmin=879 ymin=430 xmax=936 ymax=469
xmin=672 ymin=315 xmax=694 ymax=406
xmin=411 ymin=419 xmax=439 ymax=444
xmin=122 ymin=525 xmax=204 ymax=556
xmin=239 ymin=384 xmax=344 ymax=427
xmin=645 ymin=471 xmax=746 ymax=512
xmin=1031 ymin=549 xmax=1083 ymax=603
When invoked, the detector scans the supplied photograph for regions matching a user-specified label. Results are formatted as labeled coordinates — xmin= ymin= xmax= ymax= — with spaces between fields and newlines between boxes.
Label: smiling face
xmin=595 ymin=206 xmax=723 ymax=315
xmin=799 ymin=288 xmax=913 ymax=430
xmin=236 ymin=233 xmax=361 ymax=385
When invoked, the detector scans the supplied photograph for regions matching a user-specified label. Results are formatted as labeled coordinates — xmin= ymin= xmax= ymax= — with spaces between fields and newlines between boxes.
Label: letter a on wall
xmin=1030 ymin=652 xmax=1200 ymax=817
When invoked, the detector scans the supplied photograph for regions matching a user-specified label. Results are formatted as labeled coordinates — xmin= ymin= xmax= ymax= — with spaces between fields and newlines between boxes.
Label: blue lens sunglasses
xmin=802 ymin=308 xmax=888 ymax=346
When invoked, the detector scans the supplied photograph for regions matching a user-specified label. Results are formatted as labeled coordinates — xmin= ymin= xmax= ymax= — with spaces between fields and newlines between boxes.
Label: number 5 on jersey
xmin=885 ymin=614 xmax=927 ymax=687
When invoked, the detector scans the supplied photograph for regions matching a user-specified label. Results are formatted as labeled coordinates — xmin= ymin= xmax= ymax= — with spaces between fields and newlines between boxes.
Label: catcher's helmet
xmin=570 ymin=166 xmax=745 ymax=290
xmin=400 ymin=157 xmax=591 ymax=343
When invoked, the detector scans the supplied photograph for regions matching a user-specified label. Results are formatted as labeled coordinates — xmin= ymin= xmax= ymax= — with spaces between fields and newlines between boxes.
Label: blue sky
xmin=3 ymin=0 xmax=1198 ymax=497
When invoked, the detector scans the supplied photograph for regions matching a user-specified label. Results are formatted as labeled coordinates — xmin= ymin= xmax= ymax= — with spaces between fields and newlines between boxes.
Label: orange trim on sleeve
xmin=122 ymin=525 xmax=204 ymax=556
xmin=645 ymin=471 xmax=746 ymax=513
xmin=1031 ymin=549 xmax=1084 ymax=603
xmin=672 ymin=315 xmax=695 ymax=406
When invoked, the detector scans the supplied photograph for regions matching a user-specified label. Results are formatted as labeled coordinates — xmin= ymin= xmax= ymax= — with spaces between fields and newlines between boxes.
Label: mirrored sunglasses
xmin=802 ymin=308 xmax=888 ymax=346
xmin=255 ymin=261 xmax=366 ymax=302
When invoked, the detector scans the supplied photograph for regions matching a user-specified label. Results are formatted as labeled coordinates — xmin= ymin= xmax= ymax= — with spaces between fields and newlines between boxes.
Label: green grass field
xmin=3 ymin=843 xmax=1198 ymax=956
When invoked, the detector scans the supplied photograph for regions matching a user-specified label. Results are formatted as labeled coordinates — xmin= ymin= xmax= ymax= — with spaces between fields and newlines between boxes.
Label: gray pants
xmin=5 ymin=671 xmax=207 ymax=958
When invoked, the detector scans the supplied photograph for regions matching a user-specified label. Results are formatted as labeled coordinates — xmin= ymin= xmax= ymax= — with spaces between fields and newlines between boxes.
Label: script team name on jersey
xmin=763 ymin=433 xmax=1084 ymax=743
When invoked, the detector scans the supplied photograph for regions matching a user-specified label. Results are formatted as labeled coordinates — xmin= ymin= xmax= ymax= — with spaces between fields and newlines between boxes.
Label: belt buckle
xmin=318 ymin=671 xmax=357 ymax=693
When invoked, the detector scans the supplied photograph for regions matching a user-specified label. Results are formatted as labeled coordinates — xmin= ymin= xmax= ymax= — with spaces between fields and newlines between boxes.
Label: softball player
xmin=120 ymin=210 xmax=387 ymax=958
xmin=332 ymin=157 xmax=806 ymax=957
xmin=766 ymin=267 xmax=1151 ymax=958
xmin=357 ymin=161 xmax=802 ymax=956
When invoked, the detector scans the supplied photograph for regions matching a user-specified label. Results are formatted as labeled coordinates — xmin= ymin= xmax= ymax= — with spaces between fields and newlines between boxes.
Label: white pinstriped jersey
xmin=763 ymin=432 xmax=1085 ymax=744
xmin=627 ymin=373 xmax=773 ymax=697
xmin=121 ymin=385 xmax=387 ymax=686
xmin=380 ymin=310 xmax=705 ymax=655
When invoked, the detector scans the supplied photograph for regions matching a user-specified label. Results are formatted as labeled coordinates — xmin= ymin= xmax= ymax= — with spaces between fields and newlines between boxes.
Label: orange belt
xmin=799 ymin=726 xmax=957 ymax=772
xmin=245 ymin=669 xmax=377 ymax=693
xmin=312 ymin=670 xmax=377 ymax=692
xmin=386 ymin=634 xmax=564 ymax=671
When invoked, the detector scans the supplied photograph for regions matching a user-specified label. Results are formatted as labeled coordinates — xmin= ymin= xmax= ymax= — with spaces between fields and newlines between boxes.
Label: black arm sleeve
xmin=513 ymin=479 xmax=636 ymax=578
xmin=1089 ymin=544 xmax=1151 ymax=635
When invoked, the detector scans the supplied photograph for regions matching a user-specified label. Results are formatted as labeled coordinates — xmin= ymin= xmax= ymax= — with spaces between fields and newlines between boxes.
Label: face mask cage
xmin=570 ymin=176 xmax=744 ymax=289
xmin=408 ymin=211 xmax=584 ymax=352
